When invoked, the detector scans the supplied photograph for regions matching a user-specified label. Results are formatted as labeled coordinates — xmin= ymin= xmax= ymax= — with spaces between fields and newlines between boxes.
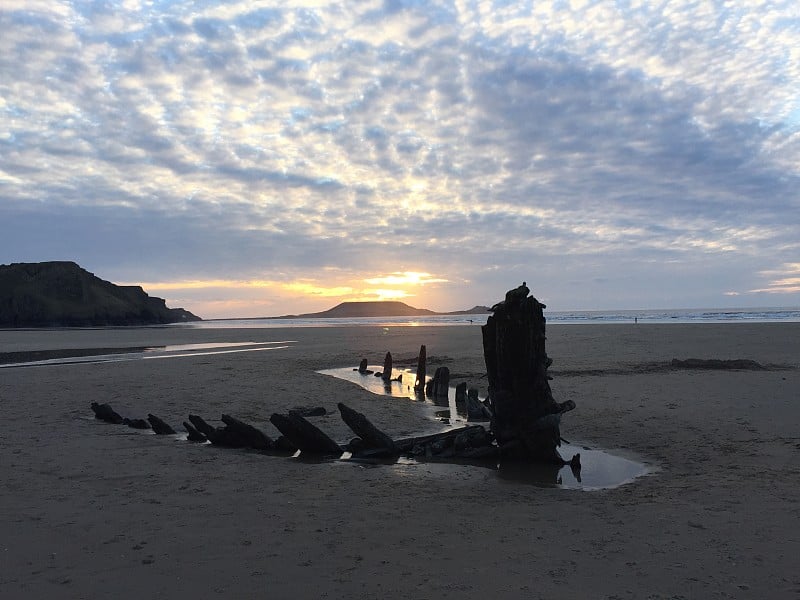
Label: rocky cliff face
xmin=0 ymin=261 xmax=200 ymax=327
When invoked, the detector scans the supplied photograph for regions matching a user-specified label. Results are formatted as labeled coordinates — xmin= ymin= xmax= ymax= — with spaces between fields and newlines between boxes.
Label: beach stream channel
xmin=0 ymin=341 xmax=295 ymax=367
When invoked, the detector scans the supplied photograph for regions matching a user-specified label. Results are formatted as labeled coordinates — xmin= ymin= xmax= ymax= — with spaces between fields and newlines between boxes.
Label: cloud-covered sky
xmin=2 ymin=0 xmax=799 ymax=318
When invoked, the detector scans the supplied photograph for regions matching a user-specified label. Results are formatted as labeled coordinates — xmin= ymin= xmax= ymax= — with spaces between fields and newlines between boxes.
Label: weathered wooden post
xmin=338 ymin=403 xmax=396 ymax=456
xmin=413 ymin=345 xmax=426 ymax=395
xmin=147 ymin=413 xmax=176 ymax=435
xmin=381 ymin=351 xmax=393 ymax=382
xmin=466 ymin=388 xmax=490 ymax=421
xmin=454 ymin=382 xmax=467 ymax=405
xmin=482 ymin=283 xmax=575 ymax=462
xmin=425 ymin=366 xmax=450 ymax=398
xmin=269 ymin=413 xmax=342 ymax=455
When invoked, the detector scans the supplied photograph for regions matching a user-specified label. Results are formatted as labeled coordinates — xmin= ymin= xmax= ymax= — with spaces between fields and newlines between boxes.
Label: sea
xmin=174 ymin=307 xmax=800 ymax=329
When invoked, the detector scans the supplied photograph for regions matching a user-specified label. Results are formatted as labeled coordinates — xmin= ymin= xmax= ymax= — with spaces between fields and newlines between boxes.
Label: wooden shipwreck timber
xmin=482 ymin=282 xmax=576 ymax=462
xmin=90 ymin=284 xmax=580 ymax=470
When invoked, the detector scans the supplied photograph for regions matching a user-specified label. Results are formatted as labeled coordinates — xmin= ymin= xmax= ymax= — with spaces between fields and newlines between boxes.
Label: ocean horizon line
xmin=179 ymin=306 xmax=800 ymax=328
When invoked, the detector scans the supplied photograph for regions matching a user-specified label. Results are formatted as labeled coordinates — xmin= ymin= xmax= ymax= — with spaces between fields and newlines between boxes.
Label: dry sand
xmin=1 ymin=322 xmax=798 ymax=599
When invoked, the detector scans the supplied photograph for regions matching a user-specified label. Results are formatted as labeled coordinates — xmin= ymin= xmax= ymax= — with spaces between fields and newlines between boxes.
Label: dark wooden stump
xmin=188 ymin=414 xmax=216 ymax=437
xmin=221 ymin=414 xmax=274 ymax=451
xmin=413 ymin=345 xmax=426 ymax=395
xmin=381 ymin=352 xmax=393 ymax=382
xmin=454 ymin=382 xmax=467 ymax=405
xmin=270 ymin=413 xmax=342 ymax=455
xmin=91 ymin=402 xmax=124 ymax=424
xmin=393 ymin=425 xmax=495 ymax=459
xmin=466 ymin=388 xmax=491 ymax=421
xmin=183 ymin=421 xmax=207 ymax=442
xmin=147 ymin=413 xmax=176 ymax=435
xmin=482 ymin=283 xmax=575 ymax=462
xmin=337 ymin=402 xmax=396 ymax=455
xmin=426 ymin=366 xmax=450 ymax=398
xmin=187 ymin=414 xmax=245 ymax=447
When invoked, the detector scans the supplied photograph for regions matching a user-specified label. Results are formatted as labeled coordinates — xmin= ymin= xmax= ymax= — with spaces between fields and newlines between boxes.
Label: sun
xmin=364 ymin=271 xmax=448 ymax=287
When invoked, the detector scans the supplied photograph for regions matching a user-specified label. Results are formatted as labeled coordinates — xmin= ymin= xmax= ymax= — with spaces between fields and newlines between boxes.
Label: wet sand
xmin=1 ymin=323 xmax=798 ymax=598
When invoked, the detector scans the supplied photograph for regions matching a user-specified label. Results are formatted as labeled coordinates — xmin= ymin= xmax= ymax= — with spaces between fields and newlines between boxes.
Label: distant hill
xmin=276 ymin=301 xmax=491 ymax=319
xmin=0 ymin=261 xmax=200 ymax=327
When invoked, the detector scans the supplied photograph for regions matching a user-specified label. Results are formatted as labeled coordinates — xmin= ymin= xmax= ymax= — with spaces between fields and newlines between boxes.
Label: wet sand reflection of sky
xmin=0 ymin=341 xmax=296 ymax=368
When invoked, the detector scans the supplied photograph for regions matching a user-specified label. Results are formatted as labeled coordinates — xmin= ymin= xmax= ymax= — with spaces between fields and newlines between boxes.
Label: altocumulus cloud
xmin=1 ymin=0 xmax=798 ymax=317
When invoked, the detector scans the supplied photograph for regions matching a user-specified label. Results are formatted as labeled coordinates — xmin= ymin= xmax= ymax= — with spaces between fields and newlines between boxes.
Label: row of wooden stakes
xmin=90 ymin=400 xmax=499 ymax=461
xmin=356 ymin=347 xmax=493 ymax=421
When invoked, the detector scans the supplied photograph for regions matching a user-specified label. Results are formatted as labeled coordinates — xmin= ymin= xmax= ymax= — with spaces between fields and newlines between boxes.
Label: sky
xmin=1 ymin=1 xmax=799 ymax=319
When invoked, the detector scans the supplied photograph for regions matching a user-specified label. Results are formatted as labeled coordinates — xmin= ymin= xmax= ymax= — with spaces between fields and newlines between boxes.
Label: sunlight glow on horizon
xmin=363 ymin=272 xmax=448 ymax=286
xmin=122 ymin=270 xmax=453 ymax=317
xmin=126 ymin=259 xmax=800 ymax=319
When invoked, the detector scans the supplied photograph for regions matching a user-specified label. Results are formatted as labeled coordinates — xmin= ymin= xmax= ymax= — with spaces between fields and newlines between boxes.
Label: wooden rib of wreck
xmin=394 ymin=424 xmax=496 ymax=459
xmin=188 ymin=414 xmax=216 ymax=437
xmin=187 ymin=413 xmax=275 ymax=451
xmin=147 ymin=413 xmax=176 ymax=435
xmin=338 ymin=402 xmax=397 ymax=457
xmin=221 ymin=414 xmax=273 ymax=451
xmin=466 ymin=388 xmax=491 ymax=421
xmin=123 ymin=417 xmax=151 ymax=430
xmin=482 ymin=283 xmax=576 ymax=463
xmin=91 ymin=402 xmax=124 ymax=424
xmin=270 ymin=412 xmax=342 ymax=455
xmin=334 ymin=402 xmax=496 ymax=460
xmin=183 ymin=421 xmax=207 ymax=442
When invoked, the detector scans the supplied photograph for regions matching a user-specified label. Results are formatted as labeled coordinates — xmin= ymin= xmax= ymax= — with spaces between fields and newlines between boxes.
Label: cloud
xmin=363 ymin=272 xmax=448 ymax=286
xmin=750 ymin=263 xmax=800 ymax=295
xmin=1 ymin=1 xmax=799 ymax=317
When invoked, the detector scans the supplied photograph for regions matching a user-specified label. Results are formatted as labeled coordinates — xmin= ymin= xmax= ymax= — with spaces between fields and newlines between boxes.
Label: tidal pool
xmin=318 ymin=365 xmax=652 ymax=490
xmin=317 ymin=365 xmax=470 ymax=424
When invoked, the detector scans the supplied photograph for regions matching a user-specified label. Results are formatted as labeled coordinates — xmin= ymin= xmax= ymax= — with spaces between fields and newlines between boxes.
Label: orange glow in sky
xmin=125 ymin=271 xmax=451 ymax=318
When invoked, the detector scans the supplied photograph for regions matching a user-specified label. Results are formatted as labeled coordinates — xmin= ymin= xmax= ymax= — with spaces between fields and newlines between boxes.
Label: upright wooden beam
xmin=482 ymin=283 xmax=574 ymax=462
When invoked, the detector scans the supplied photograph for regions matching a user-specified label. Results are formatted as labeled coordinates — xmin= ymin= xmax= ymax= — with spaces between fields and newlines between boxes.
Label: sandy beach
xmin=1 ymin=322 xmax=798 ymax=599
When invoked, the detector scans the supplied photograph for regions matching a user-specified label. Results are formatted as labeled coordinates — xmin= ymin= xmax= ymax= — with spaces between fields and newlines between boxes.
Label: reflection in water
xmin=496 ymin=460 xmax=564 ymax=486
xmin=318 ymin=365 xmax=476 ymax=425
xmin=0 ymin=341 xmax=296 ymax=368
xmin=141 ymin=342 xmax=294 ymax=361
xmin=337 ymin=448 xmax=647 ymax=490
xmin=495 ymin=443 xmax=649 ymax=489
xmin=151 ymin=342 xmax=268 ymax=352
xmin=318 ymin=366 xmax=420 ymax=400
xmin=319 ymin=365 xmax=652 ymax=490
